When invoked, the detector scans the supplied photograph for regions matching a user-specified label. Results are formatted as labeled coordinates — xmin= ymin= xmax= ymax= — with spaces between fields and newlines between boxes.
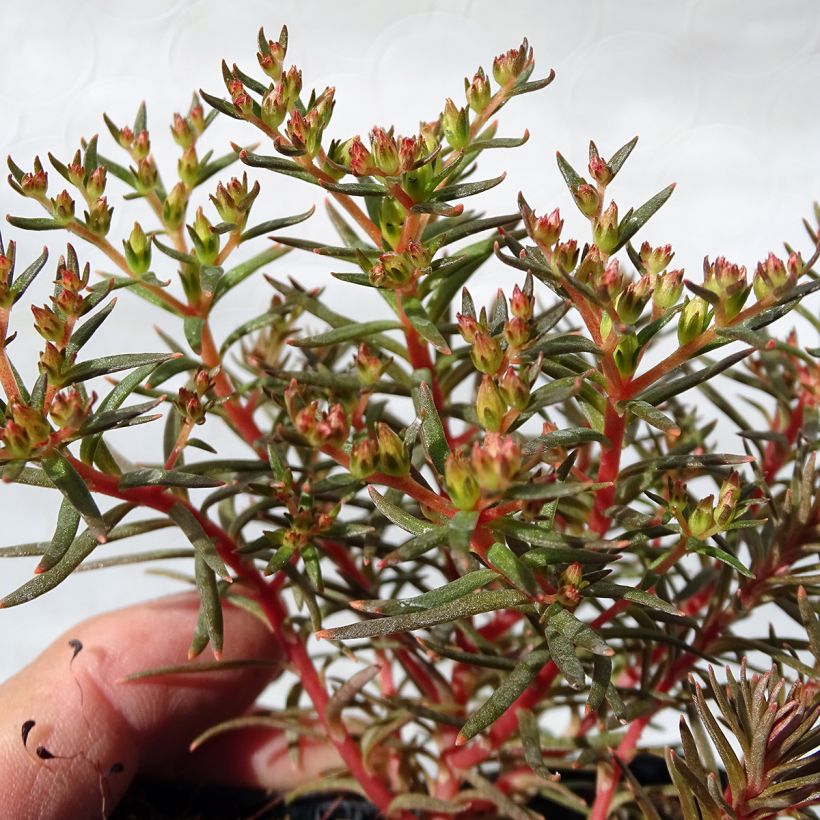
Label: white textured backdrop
xmin=0 ymin=0 xmax=818 ymax=709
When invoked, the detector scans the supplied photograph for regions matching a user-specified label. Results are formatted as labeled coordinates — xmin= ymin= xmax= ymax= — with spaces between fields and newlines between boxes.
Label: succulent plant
xmin=2 ymin=23 xmax=818 ymax=819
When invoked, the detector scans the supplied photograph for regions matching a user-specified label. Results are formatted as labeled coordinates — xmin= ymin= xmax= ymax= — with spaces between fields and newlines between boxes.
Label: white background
xmin=0 ymin=0 xmax=818 ymax=725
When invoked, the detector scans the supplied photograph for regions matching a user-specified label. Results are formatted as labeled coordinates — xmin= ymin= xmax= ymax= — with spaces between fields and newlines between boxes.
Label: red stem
xmin=589 ymin=399 xmax=627 ymax=535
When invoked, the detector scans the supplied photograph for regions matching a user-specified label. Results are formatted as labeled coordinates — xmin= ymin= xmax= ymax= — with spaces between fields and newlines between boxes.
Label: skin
xmin=0 ymin=594 xmax=342 ymax=820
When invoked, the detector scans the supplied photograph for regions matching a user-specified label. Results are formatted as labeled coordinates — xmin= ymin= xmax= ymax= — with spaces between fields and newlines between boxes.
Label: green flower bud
xmin=523 ymin=207 xmax=563 ymax=250
xmin=492 ymin=39 xmax=530 ymax=86
xmin=261 ymin=83 xmax=288 ymax=129
xmin=85 ymin=196 xmax=113 ymax=237
xmin=476 ymin=374 xmax=507 ymax=432
xmin=714 ymin=470 xmax=741 ymax=528
xmin=442 ymin=98 xmax=470 ymax=151
xmin=471 ymin=433 xmax=522 ymax=493
xmin=614 ymin=275 xmax=652 ymax=324
xmin=499 ymin=366 xmax=530 ymax=411
xmin=574 ymin=183 xmax=600 ymax=217
xmin=349 ymin=436 xmax=379 ymax=479
xmin=123 ymin=222 xmax=152 ymax=275
xmin=612 ymin=333 xmax=640 ymax=378
xmin=465 ymin=67 xmax=491 ymax=114
xmin=592 ymin=201 xmax=620 ymax=255
xmin=177 ymin=146 xmax=199 ymax=187
xmin=703 ymin=256 xmax=749 ymax=324
xmin=653 ymin=269 xmax=684 ymax=311
xmin=688 ymin=495 xmax=715 ymax=538
xmin=51 ymin=190 xmax=75 ymax=225
xmin=171 ymin=112 xmax=194 ymax=148
xmin=639 ymin=241 xmax=674 ymax=275
xmin=471 ymin=330 xmax=504 ymax=374
xmin=189 ymin=207 xmax=220 ymax=265
xmin=86 ymin=166 xmax=107 ymax=200
xmin=753 ymin=252 xmax=794 ymax=302
xmin=376 ymin=422 xmax=410 ymax=476
xmin=444 ymin=452 xmax=480 ymax=510
xmin=370 ymin=127 xmax=400 ymax=176
xmin=677 ymin=296 xmax=711 ymax=345
xmin=163 ymin=182 xmax=189 ymax=230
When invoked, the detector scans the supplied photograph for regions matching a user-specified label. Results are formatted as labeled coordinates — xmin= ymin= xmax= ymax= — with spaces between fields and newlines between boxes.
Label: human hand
xmin=0 ymin=594 xmax=341 ymax=819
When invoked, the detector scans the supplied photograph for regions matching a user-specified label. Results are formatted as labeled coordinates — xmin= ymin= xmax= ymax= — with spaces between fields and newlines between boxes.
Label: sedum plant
xmin=2 ymin=24 xmax=820 ymax=819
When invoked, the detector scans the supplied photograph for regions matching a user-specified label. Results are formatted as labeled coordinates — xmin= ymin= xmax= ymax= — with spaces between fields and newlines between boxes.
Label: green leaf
xmin=623 ymin=399 xmax=680 ymax=434
xmin=433 ymin=172 xmax=506 ymax=201
xmin=36 ymin=497 xmax=81 ymax=573
xmin=401 ymin=295 xmax=451 ymax=353
xmin=368 ymin=487 xmax=434 ymax=535
xmin=199 ymin=89 xmax=241 ymax=120
xmin=122 ymin=657 xmax=275 ymax=681
xmin=505 ymin=480 xmax=609 ymax=501
xmin=10 ymin=246 xmax=48 ymax=302
xmin=523 ymin=428 xmax=606 ymax=455
xmin=487 ymin=541 xmax=538 ymax=595
xmin=688 ymin=538 xmax=754 ymax=578
xmin=316 ymin=588 xmax=531 ymax=640
xmin=62 ymin=352 xmax=176 ymax=385
xmin=584 ymin=581 xmax=681 ymax=616
xmin=0 ymin=504 xmax=132 ymax=608
xmin=191 ymin=554 xmax=224 ymax=658
xmin=168 ymin=503 xmax=231 ymax=582
xmin=41 ymin=452 xmax=106 ymax=540
xmin=65 ymin=299 xmax=118 ymax=358
xmin=620 ymin=453 xmax=752 ymax=481
xmin=5 ymin=216 xmax=63 ymax=231
xmin=289 ymin=320 xmax=401 ymax=348
xmin=380 ymin=527 xmax=449 ymax=565
xmin=183 ymin=316 xmax=204 ymax=355
xmin=119 ymin=469 xmax=224 ymax=489
xmin=449 ymin=509 xmax=479 ymax=552
xmin=325 ymin=665 xmax=381 ymax=741
xmin=614 ymin=183 xmax=676 ymax=251
xmin=239 ymin=206 xmax=315 ymax=242
xmin=458 ymin=648 xmax=550 ymax=743
xmin=415 ymin=382 xmax=450 ymax=474
xmin=388 ymin=795 xmax=466 ymax=815
xmin=555 ymin=151 xmax=585 ymax=196
xmin=353 ymin=569 xmax=497 ymax=615
xmin=319 ymin=179 xmax=387 ymax=197
xmin=607 ymin=136 xmax=639 ymax=178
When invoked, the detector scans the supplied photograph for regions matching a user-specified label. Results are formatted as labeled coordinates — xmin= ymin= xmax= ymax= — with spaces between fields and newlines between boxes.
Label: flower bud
xmin=51 ymin=190 xmax=75 ymax=225
xmin=714 ymin=470 xmax=741 ymax=528
xmin=135 ymin=157 xmax=158 ymax=193
xmin=257 ymin=34 xmax=286 ymax=80
xmin=558 ymin=562 xmax=586 ymax=608
xmin=552 ymin=239 xmax=579 ymax=274
xmin=379 ymin=196 xmax=405 ymax=248
xmin=640 ymin=242 xmax=674 ymax=275
xmin=376 ymin=422 xmax=410 ymax=476
xmin=261 ymin=83 xmax=287 ymax=129
xmin=178 ymin=386 xmax=206 ymax=424
xmin=282 ymin=66 xmax=303 ymax=108
xmin=49 ymin=388 xmax=92 ymax=430
xmin=31 ymin=305 xmax=65 ymax=344
xmin=576 ymin=245 xmax=605 ymax=285
xmin=653 ymin=269 xmax=684 ymax=311
xmin=398 ymin=135 xmax=424 ymax=175
xmin=614 ymin=275 xmax=652 ymax=324
xmin=194 ymin=368 xmax=214 ymax=396
xmin=471 ymin=433 xmax=522 ymax=493
xmin=67 ymin=152 xmax=84 ymax=188
xmin=347 ymin=136 xmax=372 ymax=176
xmin=210 ymin=174 xmax=257 ymax=226
xmin=499 ymin=366 xmax=529 ymax=410
xmin=133 ymin=130 xmax=151 ymax=160
xmin=510 ymin=284 xmax=534 ymax=320
xmin=171 ymin=112 xmax=194 ymax=148
xmin=4 ymin=405 xmax=50 ymax=454
xmin=492 ymin=40 xmax=530 ymax=86
xmin=677 ymin=296 xmax=710 ymax=345
xmin=703 ymin=256 xmax=749 ymax=323
xmin=369 ymin=251 xmax=414 ymax=290
xmin=162 ymin=182 xmax=189 ymax=230
xmin=688 ymin=495 xmax=715 ymax=538
xmin=471 ymin=330 xmax=504 ymax=374
xmin=38 ymin=342 xmax=65 ymax=382
xmin=86 ymin=166 xmax=107 ymax=200
xmin=123 ymin=222 xmax=152 ymax=275
xmin=349 ymin=436 xmax=379 ymax=479
xmin=588 ymin=155 xmax=612 ymax=186
xmin=229 ymin=81 xmax=254 ymax=118
xmin=504 ymin=316 xmax=530 ymax=350
xmin=524 ymin=208 xmax=563 ymax=250
xmin=574 ymin=183 xmax=600 ymax=217
xmin=370 ymin=127 xmax=400 ymax=176
xmin=178 ymin=146 xmax=199 ymax=187
xmin=455 ymin=313 xmax=478 ymax=344
xmin=592 ymin=202 xmax=620 ymax=254
xmin=316 ymin=403 xmax=349 ymax=447
xmin=465 ymin=67 xmax=491 ymax=114
xmin=189 ymin=207 xmax=220 ymax=265
xmin=444 ymin=452 xmax=480 ymax=510
xmin=476 ymin=374 xmax=507 ymax=432
xmin=313 ymin=86 xmax=335 ymax=129
xmin=613 ymin=333 xmax=640 ymax=378
xmin=117 ymin=126 xmax=134 ymax=150
xmin=189 ymin=101 xmax=205 ymax=134
xmin=442 ymin=98 xmax=469 ymax=150
xmin=356 ymin=343 xmax=386 ymax=385
xmin=85 ymin=197 xmax=113 ymax=237
xmin=753 ymin=253 xmax=793 ymax=302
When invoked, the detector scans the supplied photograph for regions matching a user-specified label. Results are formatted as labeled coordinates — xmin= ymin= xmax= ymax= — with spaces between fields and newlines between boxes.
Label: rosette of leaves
xmin=1 ymin=23 xmax=818 ymax=820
